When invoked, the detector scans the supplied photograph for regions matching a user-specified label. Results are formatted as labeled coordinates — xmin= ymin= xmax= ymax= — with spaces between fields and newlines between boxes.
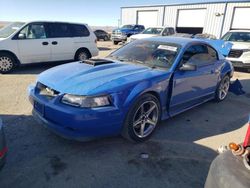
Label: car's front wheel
xmin=0 ymin=52 xmax=16 ymax=74
xmin=122 ymin=94 xmax=161 ymax=142
xmin=215 ymin=75 xmax=230 ymax=102
xmin=113 ymin=41 xmax=119 ymax=45
xmin=75 ymin=49 xmax=90 ymax=61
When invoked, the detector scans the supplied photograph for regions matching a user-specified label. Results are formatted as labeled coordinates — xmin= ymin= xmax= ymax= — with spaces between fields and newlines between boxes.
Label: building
xmin=120 ymin=0 xmax=250 ymax=38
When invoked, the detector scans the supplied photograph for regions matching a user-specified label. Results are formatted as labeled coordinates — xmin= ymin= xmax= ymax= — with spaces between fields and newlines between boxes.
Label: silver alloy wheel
xmin=133 ymin=101 xmax=159 ymax=138
xmin=0 ymin=56 xmax=13 ymax=72
xmin=218 ymin=77 xmax=230 ymax=100
xmin=78 ymin=52 xmax=88 ymax=61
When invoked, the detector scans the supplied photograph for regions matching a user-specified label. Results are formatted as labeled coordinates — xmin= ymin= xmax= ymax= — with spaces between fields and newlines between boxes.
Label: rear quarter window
xmin=71 ymin=24 xmax=90 ymax=37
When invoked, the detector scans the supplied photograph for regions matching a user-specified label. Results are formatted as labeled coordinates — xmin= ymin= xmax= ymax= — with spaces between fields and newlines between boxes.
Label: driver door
xmin=169 ymin=44 xmax=219 ymax=116
xmin=16 ymin=22 xmax=51 ymax=64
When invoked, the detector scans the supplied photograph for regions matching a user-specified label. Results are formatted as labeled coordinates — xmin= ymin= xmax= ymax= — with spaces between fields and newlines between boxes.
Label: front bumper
xmin=111 ymin=34 xmax=127 ymax=42
xmin=227 ymin=53 xmax=250 ymax=68
xmin=29 ymin=86 xmax=124 ymax=141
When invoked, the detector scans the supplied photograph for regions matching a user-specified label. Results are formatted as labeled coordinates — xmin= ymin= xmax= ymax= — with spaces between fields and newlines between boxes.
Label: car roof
xmin=25 ymin=21 xmax=88 ymax=25
xmin=146 ymin=26 xmax=173 ymax=29
xmin=228 ymin=30 xmax=250 ymax=33
xmin=143 ymin=36 xmax=204 ymax=46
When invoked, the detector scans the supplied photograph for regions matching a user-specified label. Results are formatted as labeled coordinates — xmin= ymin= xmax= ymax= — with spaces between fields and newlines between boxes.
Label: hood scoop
xmin=81 ymin=59 xmax=114 ymax=66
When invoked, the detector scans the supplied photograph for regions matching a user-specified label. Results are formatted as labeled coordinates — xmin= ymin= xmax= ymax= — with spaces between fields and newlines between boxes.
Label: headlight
xmin=121 ymin=32 xmax=126 ymax=36
xmin=61 ymin=94 xmax=111 ymax=108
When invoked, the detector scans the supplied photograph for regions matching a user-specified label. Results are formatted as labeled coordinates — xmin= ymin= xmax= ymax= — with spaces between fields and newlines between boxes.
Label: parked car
xmin=221 ymin=30 xmax=250 ymax=71
xmin=111 ymin=24 xmax=145 ymax=45
xmin=193 ymin=33 xmax=217 ymax=39
xmin=28 ymin=37 xmax=233 ymax=142
xmin=0 ymin=118 xmax=7 ymax=169
xmin=94 ymin=30 xmax=110 ymax=41
xmin=128 ymin=26 xmax=175 ymax=42
xmin=0 ymin=21 xmax=99 ymax=73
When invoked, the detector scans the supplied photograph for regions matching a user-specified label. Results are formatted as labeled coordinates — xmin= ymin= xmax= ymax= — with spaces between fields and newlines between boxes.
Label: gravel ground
xmin=0 ymin=41 xmax=250 ymax=188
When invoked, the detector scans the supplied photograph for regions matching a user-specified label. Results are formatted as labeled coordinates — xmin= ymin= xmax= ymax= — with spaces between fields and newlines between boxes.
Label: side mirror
xmin=18 ymin=33 xmax=26 ymax=39
xmin=179 ymin=63 xmax=197 ymax=71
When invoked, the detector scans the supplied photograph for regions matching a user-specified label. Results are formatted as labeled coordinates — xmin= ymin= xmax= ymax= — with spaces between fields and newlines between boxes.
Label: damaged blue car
xmin=28 ymin=37 xmax=233 ymax=142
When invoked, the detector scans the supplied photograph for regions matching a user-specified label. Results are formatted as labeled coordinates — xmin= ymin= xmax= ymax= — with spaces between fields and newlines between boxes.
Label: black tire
xmin=113 ymin=41 xmax=119 ymax=45
xmin=122 ymin=93 xmax=161 ymax=142
xmin=104 ymin=36 xmax=109 ymax=41
xmin=75 ymin=49 xmax=91 ymax=61
xmin=0 ymin=52 xmax=16 ymax=74
xmin=214 ymin=75 xmax=230 ymax=102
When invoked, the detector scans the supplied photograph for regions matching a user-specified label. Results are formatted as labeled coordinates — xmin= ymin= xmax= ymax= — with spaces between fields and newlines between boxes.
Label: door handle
xmin=42 ymin=42 xmax=49 ymax=45
xmin=52 ymin=41 xmax=58 ymax=45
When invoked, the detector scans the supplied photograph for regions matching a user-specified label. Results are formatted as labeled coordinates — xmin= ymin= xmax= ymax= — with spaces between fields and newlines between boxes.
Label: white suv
xmin=0 ymin=21 xmax=99 ymax=73
xmin=222 ymin=30 xmax=250 ymax=71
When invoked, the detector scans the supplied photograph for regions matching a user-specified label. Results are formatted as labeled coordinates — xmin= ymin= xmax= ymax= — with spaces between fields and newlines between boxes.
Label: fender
xmin=123 ymin=74 xmax=172 ymax=118
xmin=220 ymin=60 xmax=234 ymax=79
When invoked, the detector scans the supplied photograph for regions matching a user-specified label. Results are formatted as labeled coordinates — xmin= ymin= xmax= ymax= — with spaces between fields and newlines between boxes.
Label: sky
xmin=0 ymin=0 xmax=248 ymax=26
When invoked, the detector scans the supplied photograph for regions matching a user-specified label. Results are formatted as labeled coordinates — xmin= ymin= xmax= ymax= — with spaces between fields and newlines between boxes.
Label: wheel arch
xmin=0 ymin=50 xmax=20 ymax=65
xmin=123 ymin=82 xmax=163 ymax=115
xmin=220 ymin=61 xmax=234 ymax=79
xmin=74 ymin=47 xmax=92 ymax=60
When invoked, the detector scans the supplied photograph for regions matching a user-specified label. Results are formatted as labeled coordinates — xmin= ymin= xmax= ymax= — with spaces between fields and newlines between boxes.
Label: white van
xmin=0 ymin=21 xmax=99 ymax=73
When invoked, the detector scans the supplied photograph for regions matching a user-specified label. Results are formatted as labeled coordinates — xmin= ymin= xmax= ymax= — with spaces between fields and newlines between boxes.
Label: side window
xmin=207 ymin=46 xmax=218 ymax=61
xmin=162 ymin=28 xmax=169 ymax=36
xmin=169 ymin=28 xmax=175 ymax=35
xmin=19 ymin=23 xmax=46 ymax=39
xmin=48 ymin=23 xmax=71 ymax=38
xmin=182 ymin=44 xmax=217 ymax=66
xmin=71 ymin=24 xmax=90 ymax=37
xmin=134 ymin=26 xmax=140 ymax=31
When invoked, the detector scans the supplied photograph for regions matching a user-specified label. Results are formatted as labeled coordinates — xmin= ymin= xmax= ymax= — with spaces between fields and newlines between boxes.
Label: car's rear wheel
xmin=215 ymin=75 xmax=230 ymax=102
xmin=104 ymin=36 xmax=109 ymax=41
xmin=75 ymin=49 xmax=90 ymax=61
xmin=113 ymin=41 xmax=119 ymax=45
xmin=0 ymin=52 xmax=16 ymax=74
xmin=122 ymin=94 xmax=161 ymax=142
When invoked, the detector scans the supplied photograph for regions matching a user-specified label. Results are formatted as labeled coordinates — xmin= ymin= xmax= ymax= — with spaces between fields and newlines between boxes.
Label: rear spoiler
xmin=202 ymin=39 xmax=233 ymax=57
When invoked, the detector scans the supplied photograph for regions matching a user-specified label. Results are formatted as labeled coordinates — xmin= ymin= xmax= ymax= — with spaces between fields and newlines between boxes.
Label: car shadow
xmin=8 ymin=61 xmax=74 ymax=75
xmin=98 ymin=47 xmax=112 ymax=51
xmin=0 ymin=113 xmax=217 ymax=188
xmin=234 ymin=67 xmax=250 ymax=73
xmin=1 ymin=79 xmax=250 ymax=188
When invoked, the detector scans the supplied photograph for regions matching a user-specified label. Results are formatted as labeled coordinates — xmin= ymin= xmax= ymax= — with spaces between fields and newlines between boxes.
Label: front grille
xmin=228 ymin=49 xmax=243 ymax=58
xmin=36 ymin=82 xmax=59 ymax=99
xmin=112 ymin=30 xmax=121 ymax=35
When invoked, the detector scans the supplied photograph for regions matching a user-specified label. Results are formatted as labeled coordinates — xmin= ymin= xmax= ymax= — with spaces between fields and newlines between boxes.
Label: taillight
xmin=0 ymin=146 xmax=7 ymax=158
xmin=243 ymin=116 xmax=250 ymax=148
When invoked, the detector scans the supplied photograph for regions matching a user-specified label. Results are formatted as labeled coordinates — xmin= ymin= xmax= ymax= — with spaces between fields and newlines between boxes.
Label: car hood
xmin=130 ymin=34 xmax=157 ymax=39
xmin=38 ymin=60 xmax=167 ymax=95
xmin=113 ymin=28 xmax=132 ymax=33
xmin=203 ymin=39 xmax=233 ymax=56
xmin=230 ymin=41 xmax=250 ymax=50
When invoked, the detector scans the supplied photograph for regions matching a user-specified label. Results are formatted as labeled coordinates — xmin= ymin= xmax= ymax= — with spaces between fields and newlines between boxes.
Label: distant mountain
xmin=0 ymin=21 xmax=116 ymax=32
xmin=0 ymin=21 xmax=10 ymax=28
xmin=90 ymin=26 xmax=117 ymax=33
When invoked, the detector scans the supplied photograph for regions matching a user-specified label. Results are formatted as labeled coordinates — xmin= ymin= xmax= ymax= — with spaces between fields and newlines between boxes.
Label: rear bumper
xmin=29 ymin=86 xmax=124 ymax=141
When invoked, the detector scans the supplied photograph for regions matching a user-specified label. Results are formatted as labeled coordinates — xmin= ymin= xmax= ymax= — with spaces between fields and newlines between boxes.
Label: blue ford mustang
xmin=28 ymin=37 xmax=233 ymax=142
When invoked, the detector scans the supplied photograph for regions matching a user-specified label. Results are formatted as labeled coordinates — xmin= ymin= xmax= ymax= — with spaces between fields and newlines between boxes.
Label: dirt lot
xmin=0 ymin=41 xmax=250 ymax=188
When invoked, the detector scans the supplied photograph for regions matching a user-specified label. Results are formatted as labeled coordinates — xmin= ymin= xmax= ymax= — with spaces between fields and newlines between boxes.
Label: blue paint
xmin=29 ymin=37 xmax=234 ymax=140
